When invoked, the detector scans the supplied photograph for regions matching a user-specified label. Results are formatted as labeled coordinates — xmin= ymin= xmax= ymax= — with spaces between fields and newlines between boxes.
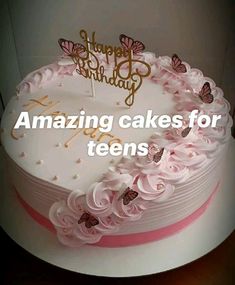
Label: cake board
xmin=0 ymin=140 xmax=234 ymax=278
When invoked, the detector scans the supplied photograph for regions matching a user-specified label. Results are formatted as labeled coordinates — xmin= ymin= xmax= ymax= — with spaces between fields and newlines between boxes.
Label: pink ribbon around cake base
xmin=15 ymin=182 xmax=220 ymax=247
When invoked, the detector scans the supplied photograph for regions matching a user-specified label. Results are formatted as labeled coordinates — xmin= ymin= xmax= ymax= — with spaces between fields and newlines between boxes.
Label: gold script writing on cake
xmin=10 ymin=96 xmax=122 ymax=148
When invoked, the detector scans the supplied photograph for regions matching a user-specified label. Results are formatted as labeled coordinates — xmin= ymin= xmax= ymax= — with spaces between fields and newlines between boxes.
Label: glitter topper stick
xmin=128 ymin=49 xmax=134 ymax=107
xmin=87 ymin=37 xmax=96 ymax=98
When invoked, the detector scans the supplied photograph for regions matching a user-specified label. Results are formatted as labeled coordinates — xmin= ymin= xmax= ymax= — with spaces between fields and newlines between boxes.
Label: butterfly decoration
xmin=77 ymin=212 xmax=99 ymax=228
xmin=147 ymin=144 xmax=164 ymax=163
xmin=119 ymin=34 xmax=145 ymax=54
xmin=58 ymin=38 xmax=85 ymax=57
xmin=198 ymin=82 xmax=214 ymax=104
xmin=181 ymin=126 xmax=192 ymax=138
xmin=171 ymin=54 xmax=187 ymax=73
xmin=118 ymin=187 xmax=138 ymax=205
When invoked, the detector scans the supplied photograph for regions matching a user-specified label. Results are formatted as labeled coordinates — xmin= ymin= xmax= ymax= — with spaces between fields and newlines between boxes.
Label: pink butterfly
xmin=119 ymin=34 xmax=145 ymax=54
xmin=118 ymin=187 xmax=138 ymax=205
xmin=77 ymin=212 xmax=99 ymax=228
xmin=58 ymin=38 xmax=85 ymax=57
xmin=147 ymin=144 xmax=164 ymax=163
xmin=181 ymin=127 xmax=192 ymax=138
xmin=171 ymin=54 xmax=187 ymax=73
xmin=199 ymin=82 xmax=214 ymax=104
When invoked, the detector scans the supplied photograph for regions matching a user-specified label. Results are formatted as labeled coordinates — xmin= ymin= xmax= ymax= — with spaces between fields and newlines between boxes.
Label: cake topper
xmin=118 ymin=187 xmax=138 ymax=205
xmin=58 ymin=29 xmax=151 ymax=107
xmin=147 ymin=144 xmax=164 ymax=163
xmin=78 ymin=212 xmax=99 ymax=228
xmin=199 ymin=82 xmax=214 ymax=104
xmin=171 ymin=54 xmax=187 ymax=73
xmin=181 ymin=127 xmax=192 ymax=138
xmin=58 ymin=38 xmax=85 ymax=57
xmin=119 ymin=34 xmax=145 ymax=54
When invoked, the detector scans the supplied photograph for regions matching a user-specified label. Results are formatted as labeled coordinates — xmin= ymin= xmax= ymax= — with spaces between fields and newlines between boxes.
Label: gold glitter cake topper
xmin=58 ymin=29 xmax=151 ymax=107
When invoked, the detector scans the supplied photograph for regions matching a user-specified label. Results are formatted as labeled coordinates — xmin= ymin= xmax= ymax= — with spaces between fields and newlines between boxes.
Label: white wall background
xmin=0 ymin=0 xmax=234 ymax=117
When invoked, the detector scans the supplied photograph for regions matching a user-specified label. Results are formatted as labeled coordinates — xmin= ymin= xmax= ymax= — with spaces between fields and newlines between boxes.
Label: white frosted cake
xmin=1 ymin=46 xmax=232 ymax=247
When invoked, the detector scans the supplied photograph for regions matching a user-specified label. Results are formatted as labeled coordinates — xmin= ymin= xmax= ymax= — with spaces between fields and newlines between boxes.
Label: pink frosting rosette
xmin=167 ymin=142 xmax=207 ymax=169
xmin=58 ymin=64 xmax=77 ymax=76
xmin=99 ymin=169 xmax=149 ymax=222
xmin=94 ymin=214 xmax=121 ymax=234
xmin=132 ymin=52 xmax=158 ymax=75
xmin=131 ymin=134 xmax=169 ymax=175
xmin=156 ymin=56 xmax=190 ymax=77
xmin=153 ymin=69 xmax=189 ymax=94
xmin=112 ymin=184 xmax=148 ymax=221
xmin=49 ymin=191 xmax=101 ymax=247
xmin=184 ymin=78 xmax=217 ymax=108
xmin=49 ymin=190 xmax=120 ymax=247
xmin=17 ymin=64 xmax=61 ymax=94
xmin=85 ymin=182 xmax=114 ymax=217
xmin=154 ymin=56 xmax=192 ymax=93
xmin=115 ymin=156 xmax=140 ymax=177
xmin=174 ymin=90 xmax=202 ymax=112
xmin=102 ymin=168 xmax=134 ymax=189
xmin=200 ymin=109 xmax=232 ymax=144
xmin=16 ymin=81 xmax=37 ymax=94
xmin=185 ymin=68 xmax=204 ymax=91
xmin=202 ymin=87 xmax=231 ymax=127
xmin=134 ymin=148 xmax=168 ymax=175
xmin=151 ymin=114 xmax=220 ymax=159
xmin=157 ymin=150 xmax=190 ymax=184
xmin=137 ymin=52 xmax=157 ymax=65
xmin=136 ymin=174 xmax=175 ymax=202
xmin=149 ymin=133 xmax=170 ymax=147
xmin=164 ymin=121 xmax=200 ymax=144
xmin=201 ymin=123 xmax=232 ymax=144
xmin=191 ymin=132 xmax=219 ymax=158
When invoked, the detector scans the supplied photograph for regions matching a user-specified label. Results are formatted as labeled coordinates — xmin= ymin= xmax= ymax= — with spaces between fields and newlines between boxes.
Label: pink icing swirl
xmin=17 ymin=64 xmax=60 ymax=94
xmin=112 ymin=186 xmax=148 ymax=221
xmin=158 ymin=152 xmax=190 ymax=184
xmin=102 ymin=169 xmax=134 ymax=189
xmin=49 ymin=191 xmax=121 ymax=247
xmin=168 ymin=142 xmax=207 ymax=169
xmin=85 ymin=182 xmax=114 ymax=217
xmin=136 ymin=174 xmax=175 ymax=202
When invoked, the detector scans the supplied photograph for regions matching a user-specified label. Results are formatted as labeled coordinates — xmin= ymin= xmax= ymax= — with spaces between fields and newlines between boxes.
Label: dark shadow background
xmin=1 ymin=228 xmax=235 ymax=284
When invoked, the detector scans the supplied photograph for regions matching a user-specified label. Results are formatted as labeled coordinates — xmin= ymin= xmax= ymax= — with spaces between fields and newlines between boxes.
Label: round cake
xmin=0 ymin=50 xmax=232 ymax=247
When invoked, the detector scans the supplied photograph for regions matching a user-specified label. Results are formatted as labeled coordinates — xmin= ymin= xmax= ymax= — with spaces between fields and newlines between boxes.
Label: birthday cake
xmin=0 ymin=31 xmax=232 ymax=247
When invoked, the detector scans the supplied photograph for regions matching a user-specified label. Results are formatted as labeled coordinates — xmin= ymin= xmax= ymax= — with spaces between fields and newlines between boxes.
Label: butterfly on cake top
xmin=58 ymin=38 xmax=86 ymax=57
xmin=119 ymin=34 xmax=145 ymax=55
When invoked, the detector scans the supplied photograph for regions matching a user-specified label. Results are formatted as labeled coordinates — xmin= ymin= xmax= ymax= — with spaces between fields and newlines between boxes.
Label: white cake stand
xmin=0 ymin=140 xmax=234 ymax=277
